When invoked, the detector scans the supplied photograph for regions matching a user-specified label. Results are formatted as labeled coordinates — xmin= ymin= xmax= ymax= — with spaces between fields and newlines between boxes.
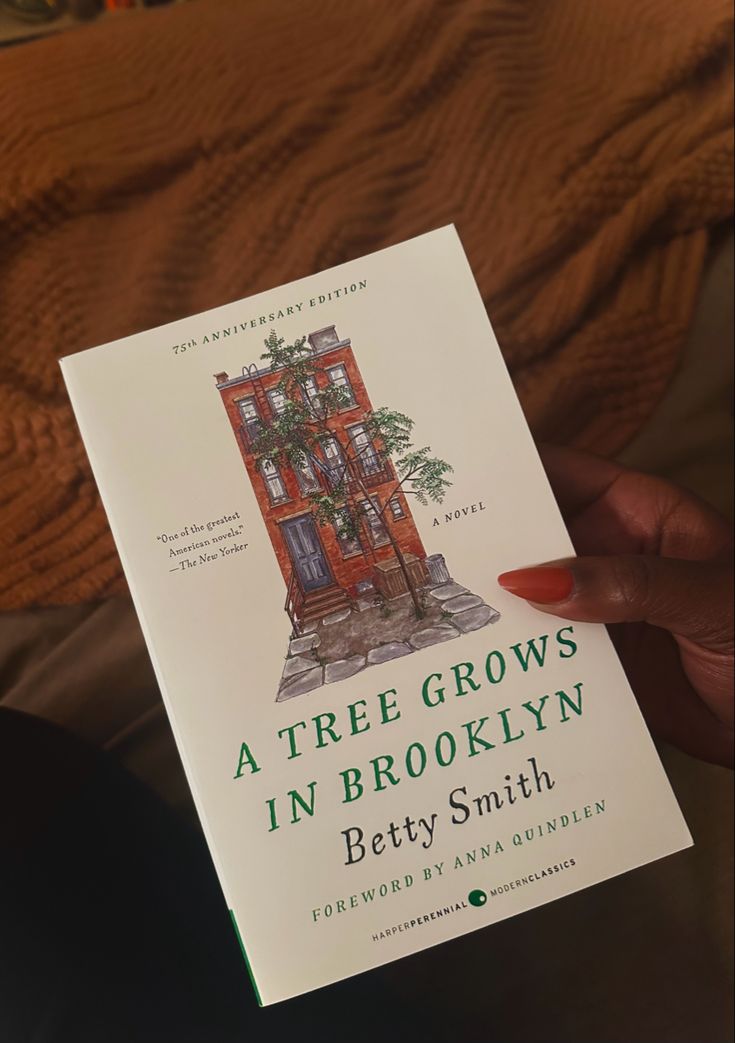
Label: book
xmin=60 ymin=225 xmax=692 ymax=1006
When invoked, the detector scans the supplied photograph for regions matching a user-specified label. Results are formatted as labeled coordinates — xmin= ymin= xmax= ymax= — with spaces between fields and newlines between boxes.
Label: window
xmin=321 ymin=436 xmax=346 ymax=486
xmin=267 ymin=388 xmax=288 ymax=415
xmin=294 ymin=456 xmax=320 ymax=495
xmin=349 ymin=424 xmax=381 ymax=475
xmin=388 ymin=497 xmax=406 ymax=519
xmin=237 ymin=397 xmax=262 ymax=447
xmin=327 ymin=364 xmax=355 ymax=406
xmin=361 ymin=497 xmax=389 ymax=546
xmin=260 ymin=458 xmax=289 ymax=504
xmin=334 ymin=508 xmax=360 ymax=557
xmin=301 ymin=376 xmax=321 ymax=412
xmin=238 ymin=397 xmax=261 ymax=428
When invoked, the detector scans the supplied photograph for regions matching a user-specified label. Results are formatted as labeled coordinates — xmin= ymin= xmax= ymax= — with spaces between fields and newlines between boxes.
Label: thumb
xmin=498 ymin=556 xmax=733 ymax=651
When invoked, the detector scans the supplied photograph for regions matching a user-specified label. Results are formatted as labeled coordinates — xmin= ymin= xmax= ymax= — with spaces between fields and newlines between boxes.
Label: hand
xmin=498 ymin=445 xmax=734 ymax=768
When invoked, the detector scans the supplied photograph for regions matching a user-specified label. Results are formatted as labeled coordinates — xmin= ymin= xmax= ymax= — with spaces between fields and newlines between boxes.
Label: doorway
xmin=281 ymin=515 xmax=333 ymax=592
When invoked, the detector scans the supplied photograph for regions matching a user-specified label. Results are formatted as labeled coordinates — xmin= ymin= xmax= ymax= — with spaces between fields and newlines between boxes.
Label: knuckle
xmin=611 ymin=556 xmax=653 ymax=617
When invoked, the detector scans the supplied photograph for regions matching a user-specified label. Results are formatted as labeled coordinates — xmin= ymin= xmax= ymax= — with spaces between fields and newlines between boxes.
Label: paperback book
xmin=60 ymin=226 xmax=691 ymax=1006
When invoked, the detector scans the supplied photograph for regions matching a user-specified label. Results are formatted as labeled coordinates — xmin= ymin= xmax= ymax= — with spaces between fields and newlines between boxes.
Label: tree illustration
xmin=252 ymin=330 xmax=453 ymax=618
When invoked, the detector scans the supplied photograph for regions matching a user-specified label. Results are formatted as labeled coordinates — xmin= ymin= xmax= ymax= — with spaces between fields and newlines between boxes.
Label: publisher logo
xmin=468 ymin=889 xmax=487 ymax=908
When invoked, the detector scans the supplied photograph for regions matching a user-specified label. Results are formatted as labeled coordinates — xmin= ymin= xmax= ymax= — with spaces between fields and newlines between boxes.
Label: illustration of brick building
xmin=215 ymin=325 xmax=429 ymax=633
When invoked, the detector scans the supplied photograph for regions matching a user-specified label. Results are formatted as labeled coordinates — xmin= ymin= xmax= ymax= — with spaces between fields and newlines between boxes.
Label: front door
xmin=281 ymin=515 xmax=332 ymax=592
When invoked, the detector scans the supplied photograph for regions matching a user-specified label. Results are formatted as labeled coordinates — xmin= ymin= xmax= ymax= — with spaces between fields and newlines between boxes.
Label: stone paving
xmin=276 ymin=579 xmax=500 ymax=701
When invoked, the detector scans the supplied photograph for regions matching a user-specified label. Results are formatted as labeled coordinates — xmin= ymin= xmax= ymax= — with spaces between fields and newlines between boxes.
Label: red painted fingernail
xmin=497 ymin=566 xmax=574 ymax=604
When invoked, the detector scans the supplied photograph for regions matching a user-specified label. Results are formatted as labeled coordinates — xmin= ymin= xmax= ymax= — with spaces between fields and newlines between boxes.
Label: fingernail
xmin=497 ymin=566 xmax=574 ymax=604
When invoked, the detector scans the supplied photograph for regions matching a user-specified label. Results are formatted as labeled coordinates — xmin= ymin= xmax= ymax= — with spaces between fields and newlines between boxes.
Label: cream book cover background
xmin=60 ymin=226 xmax=691 ymax=1006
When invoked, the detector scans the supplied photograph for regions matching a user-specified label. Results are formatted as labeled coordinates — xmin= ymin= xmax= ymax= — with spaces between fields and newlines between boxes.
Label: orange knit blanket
xmin=0 ymin=0 xmax=732 ymax=609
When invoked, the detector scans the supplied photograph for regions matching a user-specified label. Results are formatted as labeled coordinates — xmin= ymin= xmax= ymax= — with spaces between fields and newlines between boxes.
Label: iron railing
xmin=323 ymin=459 xmax=393 ymax=491
xmin=358 ymin=460 xmax=393 ymax=488
xmin=285 ymin=569 xmax=305 ymax=636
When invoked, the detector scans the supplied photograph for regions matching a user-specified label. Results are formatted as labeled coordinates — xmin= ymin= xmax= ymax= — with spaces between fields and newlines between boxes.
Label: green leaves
xmin=259 ymin=330 xmax=355 ymax=425
xmin=365 ymin=407 xmax=414 ymax=455
xmin=395 ymin=447 xmax=453 ymax=505
xmin=261 ymin=330 xmax=310 ymax=372
xmin=311 ymin=490 xmax=353 ymax=530
xmin=255 ymin=328 xmax=454 ymax=520
xmin=251 ymin=401 xmax=316 ymax=466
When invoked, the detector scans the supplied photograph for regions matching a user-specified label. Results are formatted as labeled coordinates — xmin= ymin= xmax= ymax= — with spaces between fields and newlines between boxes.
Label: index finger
xmin=539 ymin=444 xmax=625 ymax=515
xmin=539 ymin=443 xmax=731 ymax=560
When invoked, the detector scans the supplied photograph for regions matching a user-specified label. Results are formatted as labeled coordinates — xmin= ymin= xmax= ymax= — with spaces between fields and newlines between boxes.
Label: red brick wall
xmin=218 ymin=342 xmax=427 ymax=597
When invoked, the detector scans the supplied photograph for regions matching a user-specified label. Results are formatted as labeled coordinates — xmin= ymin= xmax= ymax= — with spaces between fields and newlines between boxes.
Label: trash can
xmin=425 ymin=553 xmax=451 ymax=586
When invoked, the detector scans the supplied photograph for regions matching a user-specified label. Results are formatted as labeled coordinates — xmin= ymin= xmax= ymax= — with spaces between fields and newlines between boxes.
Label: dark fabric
xmin=0 ymin=0 xmax=732 ymax=609
xmin=1 ymin=705 xmax=733 ymax=1043
xmin=0 ymin=707 xmax=444 ymax=1043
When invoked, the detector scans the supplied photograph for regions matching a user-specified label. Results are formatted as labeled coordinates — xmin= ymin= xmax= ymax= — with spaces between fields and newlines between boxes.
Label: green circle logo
xmin=468 ymin=889 xmax=487 ymax=908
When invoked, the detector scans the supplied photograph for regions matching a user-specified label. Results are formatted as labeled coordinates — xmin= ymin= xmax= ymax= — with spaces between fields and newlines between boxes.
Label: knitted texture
xmin=0 ymin=0 xmax=732 ymax=609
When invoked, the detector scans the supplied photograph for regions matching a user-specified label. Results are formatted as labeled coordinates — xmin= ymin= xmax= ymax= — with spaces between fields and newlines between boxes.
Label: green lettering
xmin=277 ymin=721 xmax=307 ymax=759
xmin=233 ymin=741 xmax=261 ymax=778
xmin=499 ymin=707 xmax=524 ymax=743
xmin=435 ymin=730 xmax=457 ymax=767
xmin=348 ymin=699 xmax=371 ymax=735
xmin=289 ymin=782 xmax=317 ymax=823
xmin=511 ymin=634 xmax=549 ymax=672
xmin=558 ymin=682 xmax=583 ymax=721
xmin=485 ymin=650 xmax=506 ymax=684
xmin=451 ymin=661 xmax=481 ymax=695
xmin=522 ymin=695 xmax=549 ymax=731
xmin=313 ymin=711 xmax=341 ymax=749
xmin=406 ymin=742 xmax=427 ymax=778
xmin=378 ymin=689 xmax=401 ymax=724
xmin=340 ymin=767 xmax=363 ymax=803
xmin=422 ymin=671 xmax=445 ymax=708
xmin=372 ymin=754 xmax=400 ymax=791
xmin=556 ymin=625 xmax=578 ymax=658
xmin=463 ymin=717 xmax=495 ymax=756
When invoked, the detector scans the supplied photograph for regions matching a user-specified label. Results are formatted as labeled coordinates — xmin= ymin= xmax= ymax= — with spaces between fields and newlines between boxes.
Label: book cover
xmin=60 ymin=225 xmax=692 ymax=1006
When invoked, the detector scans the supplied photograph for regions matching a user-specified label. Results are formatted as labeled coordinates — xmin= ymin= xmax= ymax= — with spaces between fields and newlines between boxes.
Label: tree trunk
xmin=350 ymin=454 xmax=423 ymax=617
xmin=387 ymin=528 xmax=423 ymax=618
